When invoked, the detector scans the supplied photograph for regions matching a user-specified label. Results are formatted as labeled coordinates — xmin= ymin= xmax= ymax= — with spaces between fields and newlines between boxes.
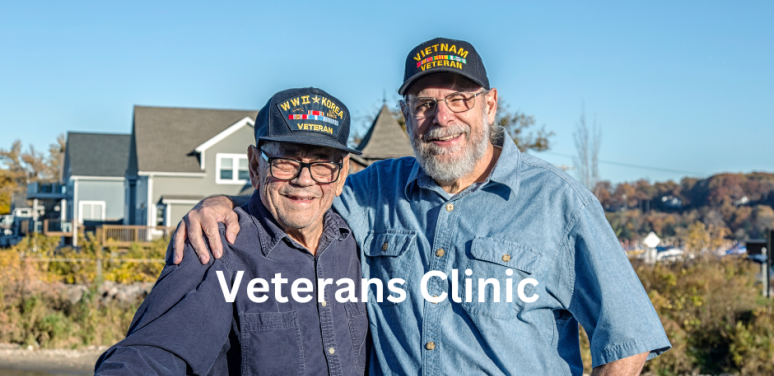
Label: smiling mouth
xmin=428 ymin=133 xmax=463 ymax=143
xmin=284 ymin=194 xmax=316 ymax=202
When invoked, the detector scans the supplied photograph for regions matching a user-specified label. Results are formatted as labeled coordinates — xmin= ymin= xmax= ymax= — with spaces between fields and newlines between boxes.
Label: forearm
xmin=96 ymin=345 xmax=187 ymax=375
xmin=591 ymin=351 xmax=648 ymax=376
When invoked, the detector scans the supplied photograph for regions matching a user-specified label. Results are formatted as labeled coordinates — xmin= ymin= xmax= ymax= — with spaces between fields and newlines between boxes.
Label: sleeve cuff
xmin=592 ymin=333 xmax=672 ymax=368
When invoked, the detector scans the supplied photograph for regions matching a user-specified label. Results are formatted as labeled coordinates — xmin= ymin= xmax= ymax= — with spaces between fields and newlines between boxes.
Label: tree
xmin=573 ymin=108 xmax=601 ymax=193
xmin=496 ymin=99 xmax=553 ymax=152
xmin=0 ymin=135 xmax=65 ymax=214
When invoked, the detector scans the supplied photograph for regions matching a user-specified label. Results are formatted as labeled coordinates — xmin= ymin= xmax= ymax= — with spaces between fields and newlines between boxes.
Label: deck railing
xmin=42 ymin=219 xmax=73 ymax=236
xmin=100 ymin=225 xmax=176 ymax=247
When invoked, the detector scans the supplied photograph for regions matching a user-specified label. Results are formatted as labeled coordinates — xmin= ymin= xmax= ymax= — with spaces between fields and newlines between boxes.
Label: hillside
xmin=594 ymin=172 xmax=774 ymax=242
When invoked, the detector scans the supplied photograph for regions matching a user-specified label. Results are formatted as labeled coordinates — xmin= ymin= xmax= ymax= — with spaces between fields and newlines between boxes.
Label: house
xmin=125 ymin=106 xmax=258 ymax=228
xmin=61 ymin=132 xmax=131 ymax=244
xmin=350 ymin=104 xmax=414 ymax=173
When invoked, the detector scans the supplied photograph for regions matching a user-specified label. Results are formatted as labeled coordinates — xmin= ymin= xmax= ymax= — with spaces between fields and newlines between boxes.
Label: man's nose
xmin=432 ymin=99 xmax=454 ymax=126
xmin=291 ymin=165 xmax=315 ymax=186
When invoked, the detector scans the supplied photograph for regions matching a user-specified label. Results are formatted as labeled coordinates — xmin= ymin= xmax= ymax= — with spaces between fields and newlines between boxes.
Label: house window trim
xmin=78 ymin=200 xmax=106 ymax=224
xmin=216 ymin=153 xmax=249 ymax=185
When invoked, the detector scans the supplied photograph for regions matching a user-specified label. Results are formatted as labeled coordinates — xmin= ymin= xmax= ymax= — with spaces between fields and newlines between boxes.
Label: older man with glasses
xmin=95 ymin=87 xmax=368 ymax=376
xmin=175 ymin=38 xmax=671 ymax=375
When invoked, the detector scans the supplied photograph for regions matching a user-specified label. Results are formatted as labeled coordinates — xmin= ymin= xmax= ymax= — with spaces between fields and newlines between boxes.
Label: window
xmin=79 ymin=201 xmax=105 ymax=223
xmin=216 ymin=154 xmax=249 ymax=184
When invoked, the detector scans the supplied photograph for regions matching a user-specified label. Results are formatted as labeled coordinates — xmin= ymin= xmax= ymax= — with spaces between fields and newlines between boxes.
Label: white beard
xmin=409 ymin=112 xmax=490 ymax=185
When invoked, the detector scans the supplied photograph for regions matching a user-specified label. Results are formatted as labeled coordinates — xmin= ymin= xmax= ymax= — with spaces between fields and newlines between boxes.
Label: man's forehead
xmin=273 ymin=142 xmax=339 ymax=158
xmin=407 ymin=73 xmax=481 ymax=97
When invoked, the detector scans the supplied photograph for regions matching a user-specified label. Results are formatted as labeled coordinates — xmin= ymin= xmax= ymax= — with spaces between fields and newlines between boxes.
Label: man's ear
xmin=336 ymin=155 xmax=350 ymax=196
xmin=485 ymin=88 xmax=498 ymax=126
xmin=247 ymin=145 xmax=261 ymax=189
xmin=399 ymin=100 xmax=410 ymax=120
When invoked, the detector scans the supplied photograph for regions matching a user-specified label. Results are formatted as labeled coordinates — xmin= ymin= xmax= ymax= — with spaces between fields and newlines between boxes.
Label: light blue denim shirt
xmin=333 ymin=134 xmax=670 ymax=375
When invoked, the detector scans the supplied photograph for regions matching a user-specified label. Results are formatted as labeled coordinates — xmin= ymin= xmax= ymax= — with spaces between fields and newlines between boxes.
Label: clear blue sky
xmin=2 ymin=1 xmax=772 ymax=184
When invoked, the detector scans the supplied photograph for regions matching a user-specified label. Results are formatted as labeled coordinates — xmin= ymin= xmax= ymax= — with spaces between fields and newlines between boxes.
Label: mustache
xmin=420 ymin=123 xmax=470 ymax=142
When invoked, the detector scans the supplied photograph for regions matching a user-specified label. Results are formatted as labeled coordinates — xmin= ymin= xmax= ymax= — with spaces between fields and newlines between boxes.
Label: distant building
xmin=350 ymin=104 xmax=414 ymax=173
xmin=125 ymin=106 xmax=258 ymax=228
xmin=63 ymin=132 xmax=131 ymax=239
xmin=660 ymin=195 xmax=683 ymax=209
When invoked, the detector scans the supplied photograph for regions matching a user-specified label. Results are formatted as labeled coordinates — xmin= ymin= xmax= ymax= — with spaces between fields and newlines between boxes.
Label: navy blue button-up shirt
xmin=95 ymin=194 xmax=367 ymax=376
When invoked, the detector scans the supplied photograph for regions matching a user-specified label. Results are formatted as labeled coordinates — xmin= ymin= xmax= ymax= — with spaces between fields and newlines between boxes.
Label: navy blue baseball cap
xmin=399 ymin=37 xmax=489 ymax=96
xmin=255 ymin=87 xmax=361 ymax=155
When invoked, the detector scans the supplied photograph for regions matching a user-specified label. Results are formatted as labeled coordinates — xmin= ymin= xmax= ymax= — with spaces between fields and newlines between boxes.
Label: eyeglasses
xmin=261 ymin=151 xmax=342 ymax=184
xmin=405 ymin=90 xmax=487 ymax=119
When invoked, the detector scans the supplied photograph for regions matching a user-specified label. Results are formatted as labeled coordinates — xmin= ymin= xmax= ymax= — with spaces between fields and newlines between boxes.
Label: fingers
xmin=223 ymin=212 xmax=241 ymax=245
xmin=186 ymin=215 xmax=210 ymax=264
xmin=202 ymin=214 xmax=223 ymax=260
xmin=172 ymin=221 xmax=187 ymax=264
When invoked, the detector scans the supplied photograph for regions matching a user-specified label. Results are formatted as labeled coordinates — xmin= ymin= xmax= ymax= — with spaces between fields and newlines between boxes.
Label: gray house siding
xmin=149 ymin=125 xmax=254 ymax=227
xmin=169 ymin=203 xmax=196 ymax=228
xmin=74 ymin=179 xmax=125 ymax=222
xmin=132 ymin=176 xmax=149 ymax=226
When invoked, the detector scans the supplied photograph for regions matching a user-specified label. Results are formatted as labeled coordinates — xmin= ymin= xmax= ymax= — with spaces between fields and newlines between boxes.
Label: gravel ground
xmin=0 ymin=343 xmax=105 ymax=375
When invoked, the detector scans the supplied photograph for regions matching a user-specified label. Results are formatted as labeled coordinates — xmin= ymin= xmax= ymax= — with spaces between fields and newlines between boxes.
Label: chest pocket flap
xmin=471 ymin=237 xmax=542 ymax=274
xmin=364 ymin=231 xmax=416 ymax=257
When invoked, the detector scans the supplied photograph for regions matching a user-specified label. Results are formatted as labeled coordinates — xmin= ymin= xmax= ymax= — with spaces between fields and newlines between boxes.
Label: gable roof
xmin=356 ymin=105 xmax=414 ymax=160
xmin=132 ymin=106 xmax=258 ymax=173
xmin=66 ymin=132 xmax=131 ymax=177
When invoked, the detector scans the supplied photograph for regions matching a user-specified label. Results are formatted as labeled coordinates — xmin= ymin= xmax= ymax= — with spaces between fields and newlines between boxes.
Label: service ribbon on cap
xmin=277 ymin=94 xmax=345 ymax=137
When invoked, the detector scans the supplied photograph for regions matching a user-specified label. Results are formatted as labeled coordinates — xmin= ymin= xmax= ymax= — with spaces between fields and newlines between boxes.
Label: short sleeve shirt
xmin=333 ymin=134 xmax=670 ymax=375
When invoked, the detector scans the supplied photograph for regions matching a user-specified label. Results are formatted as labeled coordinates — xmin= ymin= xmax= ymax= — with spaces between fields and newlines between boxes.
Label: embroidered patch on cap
xmin=277 ymin=94 xmax=346 ymax=137
xmin=412 ymin=43 xmax=470 ymax=72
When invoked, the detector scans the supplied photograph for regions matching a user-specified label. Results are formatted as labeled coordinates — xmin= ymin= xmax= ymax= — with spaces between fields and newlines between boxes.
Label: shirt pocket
xmin=239 ymin=311 xmax=304 ymax=376
xmin=461 ymin=237 xmax=542 ymax=320
xmin=362 ymin=230 xmax=417 ymax=305
xmin=344 ymin=301 xmax=368 ymax=374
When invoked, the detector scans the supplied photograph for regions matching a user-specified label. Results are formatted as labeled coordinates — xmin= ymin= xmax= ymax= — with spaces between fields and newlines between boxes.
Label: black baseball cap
xmin=255 ymin=87 xmax=361 ymax=155
xmin=398 ymin=37 xmax=490 ymax=96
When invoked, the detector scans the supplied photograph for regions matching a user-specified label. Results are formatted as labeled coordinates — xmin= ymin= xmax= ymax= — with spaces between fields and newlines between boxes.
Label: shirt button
xmin=435 ymin=248 xmax=445 ymax=257
xmin=425 ymin=342 xmax=436 ymax=350
xmin=432 ymin=295 xmax=438 ymax=304
xmin=502 ymin=254 xmax=511 ymax=262
xmin=321 ymin=300 xmax=327 ymax=307
xmin=445 ymin=203 xmax=454 ymax=212
xmin=329 ymin=347 xmax=335 ymax=354
xmin=382 ymin=242 xmax=389 ymax=251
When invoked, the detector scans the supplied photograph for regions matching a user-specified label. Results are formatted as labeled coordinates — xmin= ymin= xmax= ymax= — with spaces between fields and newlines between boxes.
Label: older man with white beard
xmin=174 ymin=38 xmax=671 ymax=375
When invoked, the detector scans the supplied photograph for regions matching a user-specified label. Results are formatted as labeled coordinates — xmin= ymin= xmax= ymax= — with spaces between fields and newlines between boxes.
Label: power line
xmin=541 ymin=151 xmax=706 ymax=176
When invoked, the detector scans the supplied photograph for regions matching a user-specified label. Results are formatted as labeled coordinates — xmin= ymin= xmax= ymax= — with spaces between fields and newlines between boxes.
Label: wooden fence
xmin=100 ymin=225 xmax=176 ymax=248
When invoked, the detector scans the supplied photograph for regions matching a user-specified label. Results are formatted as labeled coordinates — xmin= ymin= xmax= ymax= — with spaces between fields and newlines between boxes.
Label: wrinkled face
xmin=403 ymin=73 xmax=497 ymax=184
xmin=247 ymin=142 xmax=348 ymax=233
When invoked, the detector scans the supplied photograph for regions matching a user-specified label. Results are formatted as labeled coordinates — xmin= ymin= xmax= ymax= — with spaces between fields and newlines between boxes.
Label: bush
xmin=0 ymin=234 xmax=164 ymax=349
xmin=578 ymin=257 xmax=774 ymax=375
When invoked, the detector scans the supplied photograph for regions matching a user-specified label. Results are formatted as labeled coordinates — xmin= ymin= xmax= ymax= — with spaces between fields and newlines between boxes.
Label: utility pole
xmin=766 ymin=229 xmax=773 ymax=298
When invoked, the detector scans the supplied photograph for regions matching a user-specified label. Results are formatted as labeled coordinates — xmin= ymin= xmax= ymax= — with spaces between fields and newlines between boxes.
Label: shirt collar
xmin=403 ymin=132 xmax=522 ymax=200
xmin=247 ymin=192 xmax=351 ymax=257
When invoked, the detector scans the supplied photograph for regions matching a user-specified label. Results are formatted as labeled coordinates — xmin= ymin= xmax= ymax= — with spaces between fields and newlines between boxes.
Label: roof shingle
xmin=356 ymin=105 xmax=414 ymax=160
xmin=67 ymin=132 xmax=131 ymax=177
xmin=133 ymin=106 xmax=258 ymax=173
